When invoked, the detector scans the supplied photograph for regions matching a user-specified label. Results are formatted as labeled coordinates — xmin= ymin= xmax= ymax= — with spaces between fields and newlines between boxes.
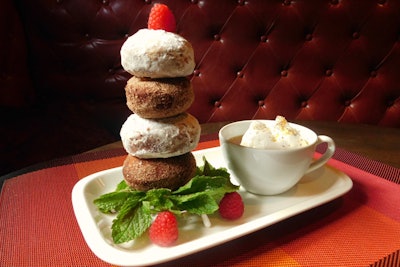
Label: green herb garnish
xmin=93 ymin=157 xmax=238 ymax=244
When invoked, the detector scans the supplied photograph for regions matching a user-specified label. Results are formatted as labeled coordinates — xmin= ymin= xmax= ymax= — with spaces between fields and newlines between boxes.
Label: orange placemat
xmin=1 ymin=140 xmax=399 ymax=267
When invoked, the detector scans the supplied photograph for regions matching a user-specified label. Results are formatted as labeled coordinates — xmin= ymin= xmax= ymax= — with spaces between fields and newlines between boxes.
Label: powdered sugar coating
xmin=120 ymin=113 xmax=201 ymax=158
xmin=120 ymin=29 xmax=195 ymax=78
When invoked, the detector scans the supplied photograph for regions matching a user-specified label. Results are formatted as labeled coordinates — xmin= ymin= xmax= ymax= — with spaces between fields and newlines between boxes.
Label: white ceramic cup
xmin=218 ymin=120 xmax=335 ymax=195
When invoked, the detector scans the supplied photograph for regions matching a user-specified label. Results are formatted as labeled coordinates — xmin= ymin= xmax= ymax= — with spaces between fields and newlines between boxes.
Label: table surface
xmin=90 ymin=120 xmax=400 ymax=169
xmin=1 ymin=120 xmax=400 ymax=267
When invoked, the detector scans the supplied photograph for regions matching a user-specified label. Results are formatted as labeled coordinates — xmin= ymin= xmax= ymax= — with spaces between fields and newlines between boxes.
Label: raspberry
xmin=149 ymin=211 xmax=179 ymax=246
xmin=148 ymin=4 xmax=176 ymax=32
xmin=218 ymin=192 xmax=244 ymax=220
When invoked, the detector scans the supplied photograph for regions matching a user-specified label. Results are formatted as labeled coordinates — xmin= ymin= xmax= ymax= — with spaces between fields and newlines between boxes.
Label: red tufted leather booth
xmin=1 ymin=0 xmax=400 ymax=176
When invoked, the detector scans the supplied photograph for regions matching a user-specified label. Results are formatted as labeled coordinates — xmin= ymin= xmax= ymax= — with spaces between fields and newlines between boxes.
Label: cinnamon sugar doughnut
xmin=125 ymin=76 xmax=194 ymax=119
xmin=122 ymin=153 xmax=196 ymax=191
xmin=120 ymin=113 xmax=201 ymax=158
xmin=120 ymin=29 xmax=195 ymax=78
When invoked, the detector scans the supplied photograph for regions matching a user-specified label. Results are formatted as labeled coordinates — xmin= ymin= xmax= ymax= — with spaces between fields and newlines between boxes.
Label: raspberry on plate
xmin=149 ymin=211 xmax=179 ymax=247
xmin=218 ymin=192 xmax=244 ymax=220
xmin=148 ymin=4 xmax=176 ymax=32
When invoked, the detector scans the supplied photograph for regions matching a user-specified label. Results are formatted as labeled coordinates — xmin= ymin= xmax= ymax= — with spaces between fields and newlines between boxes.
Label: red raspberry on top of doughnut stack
xmin=119 ymin=4 xmax=200 ymax=191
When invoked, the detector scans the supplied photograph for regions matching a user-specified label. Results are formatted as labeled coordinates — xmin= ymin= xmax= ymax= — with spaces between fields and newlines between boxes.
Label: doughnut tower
xmin=119 ymin=12 xmax=200 ymax=191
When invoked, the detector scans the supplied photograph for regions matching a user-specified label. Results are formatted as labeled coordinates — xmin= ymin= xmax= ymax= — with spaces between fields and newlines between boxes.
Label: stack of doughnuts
xmin=119 ymin=28 xmax=200 ymax=191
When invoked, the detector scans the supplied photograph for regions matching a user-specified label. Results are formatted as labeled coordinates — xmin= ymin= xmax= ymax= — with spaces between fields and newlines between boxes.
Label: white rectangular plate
xmin=72 ymin=147 xmax=352 ymax=266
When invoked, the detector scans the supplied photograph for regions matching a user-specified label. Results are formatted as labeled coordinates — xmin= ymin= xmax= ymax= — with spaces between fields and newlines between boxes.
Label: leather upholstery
xmin=1 ymin=0 xmax=400 ymax=175
xmin=188 ymin=0 xmax=400 ymax=125
xmin=11 ymin=0 xmax=400 ymax=125
xmin=0 ymin=0 xmax=34 ymax=108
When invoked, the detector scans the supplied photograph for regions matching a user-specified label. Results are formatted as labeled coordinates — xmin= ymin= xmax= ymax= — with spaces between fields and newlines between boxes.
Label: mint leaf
xmin=171 ymin=192 xmax=219 ymax=214
xmin=93 ymin=157 xmax=241 ymax=244
xmin=171 ymin=176 xmax=238 ymax=214
xmin=143 ymin=188 xmax=175 ymax=213
xmin=93 ymin=190 xmax=144 ymax=214
xmin=112 ymin=201 xmax=152 ymax=244
xmin=173 ymin=176 xmax=238 ymax=197
xmin=115 ymin=180 xmax=129 ymax=191
xmin=196 ymin=157 xmax=230 ymax=178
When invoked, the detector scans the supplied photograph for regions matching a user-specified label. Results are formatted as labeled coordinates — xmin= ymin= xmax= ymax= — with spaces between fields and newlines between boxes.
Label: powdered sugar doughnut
xmin=120 ymin=113 xmax=200 ymax=158
xmin=120 ymin=29 xmax=195 ymax=78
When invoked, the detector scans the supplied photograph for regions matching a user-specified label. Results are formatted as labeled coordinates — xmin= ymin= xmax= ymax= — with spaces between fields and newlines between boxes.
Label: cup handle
xmin=306 ymin=135 xmax=335 ymax=173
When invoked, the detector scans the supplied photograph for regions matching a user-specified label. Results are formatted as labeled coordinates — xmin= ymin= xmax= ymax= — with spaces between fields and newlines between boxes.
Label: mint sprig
xmin=93 ymin=157 xmax=239 ymax=244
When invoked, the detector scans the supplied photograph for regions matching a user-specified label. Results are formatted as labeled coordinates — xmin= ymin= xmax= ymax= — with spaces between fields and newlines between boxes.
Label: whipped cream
xmin=240 ymin=116 xmax=308 ymax=149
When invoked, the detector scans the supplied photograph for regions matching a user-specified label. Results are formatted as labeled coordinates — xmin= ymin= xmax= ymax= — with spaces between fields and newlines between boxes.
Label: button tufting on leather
xmin=214 ymin=101 xmax=222 ymax=108
xmin=283 ymin=0 xmax=291 ymax=6
xmin=258 ymin=100 xmax=265 ymax=107
xmin=325 ymin=69 xmax=333 ymax=76
xmin=12 ymin=0 xmax=400 ymax=128
xmin=260 ymin=35 xmax=267 ymax=42
xmin=102 ymin=0 xmax=109 ymax=5
xmin=330 ymin=0 xmax=339 ymax=5
xmin=352 ymin=32 xmax=360 ymax=39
